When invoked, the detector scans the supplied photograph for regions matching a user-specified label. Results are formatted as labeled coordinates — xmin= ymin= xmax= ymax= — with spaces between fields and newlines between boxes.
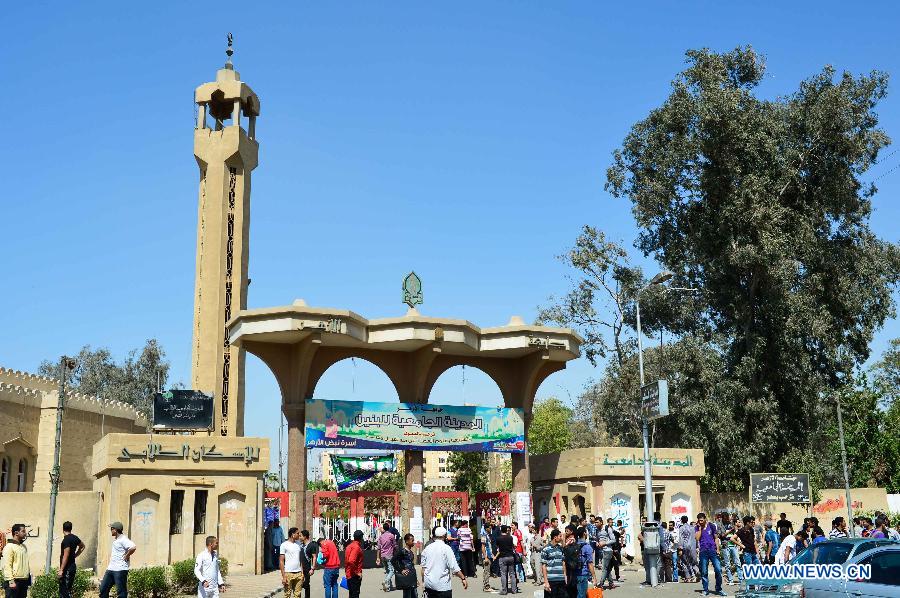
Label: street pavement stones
xmin=299 ymin=563 xmax=736 ymax=598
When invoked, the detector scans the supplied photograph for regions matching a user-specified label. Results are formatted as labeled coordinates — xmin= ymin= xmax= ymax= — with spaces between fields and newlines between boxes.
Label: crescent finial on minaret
xmin=225 ymin=32 xmax=234 ymax=68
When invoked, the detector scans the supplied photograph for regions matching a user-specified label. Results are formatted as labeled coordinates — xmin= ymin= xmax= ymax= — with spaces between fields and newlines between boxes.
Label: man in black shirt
xmin=300 ymin=529 xmax=318 ymax=598
xmin=58 ymin=521 xmax=85 ymax=598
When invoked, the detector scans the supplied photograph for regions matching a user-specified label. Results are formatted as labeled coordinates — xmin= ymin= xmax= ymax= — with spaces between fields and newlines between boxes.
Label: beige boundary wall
xmin=701 ymin=487 xmax=890 ymax=523
xmin=0 ymin=491 xmax=99 ymax=574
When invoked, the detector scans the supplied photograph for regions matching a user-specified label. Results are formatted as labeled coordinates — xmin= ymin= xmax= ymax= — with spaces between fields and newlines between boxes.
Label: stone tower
xmin=191 ymin=43 xmax=260 ymax=436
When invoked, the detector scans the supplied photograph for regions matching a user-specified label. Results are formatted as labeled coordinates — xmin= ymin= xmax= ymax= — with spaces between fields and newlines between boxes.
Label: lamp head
xmin=650 ymin=271 xmax=674 ymax=285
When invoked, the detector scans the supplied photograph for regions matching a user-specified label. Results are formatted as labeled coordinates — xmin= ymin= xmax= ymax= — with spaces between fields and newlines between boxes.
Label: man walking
xmin=541 ymin=529 xmax=567 ymax=598
xmin=99 ymin=521 xmax=137 ymax=598
xmin=529 ymin=523 xmax=544 ymax=586
xmin=1 ymin=524 xmax=30 ymax=598
xmin=195 ymin=535 xmax=226 ymax=598
xmin=300 ymin=530 xmax=317 ymax=598
xmin=695 ymin=513 xmax=726 ymax=597
xmin=312 ymin=535 xmax=341 ymax=598
xmin=345 ymin=530 xmax=364 ymax=598
xmin=480 ymin=521 xmax=496 ymax=593
xmin=421 ymin=526 xmax=467 ymax=598
xmin=677 ymin=515 xmax=697 ymax=582
xmin=59 ymin=521 xmax=85 ymax=598
xmin=279 ymin=527 xmax=305 ymax=598
xmin=593 ymin=520 xmax=616 ymax=590
xmin=493 ymin=525 xmax=517 ymax=595
xmin=377 ymin=521 xmax=398 ymax=592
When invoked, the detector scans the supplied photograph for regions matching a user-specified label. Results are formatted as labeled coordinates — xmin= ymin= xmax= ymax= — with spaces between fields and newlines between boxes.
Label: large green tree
xmin=528 ymin=398 xmax=577 ymax=455
xmin=448 ymin=452 xmax=488 ymax=496
xmin=39 ymin=339 xmax=171 ymax=417
xmin=873 ymin=338 xmax=900 ymax=406
xmin=603 ymin=47 xmax=900 ymax=490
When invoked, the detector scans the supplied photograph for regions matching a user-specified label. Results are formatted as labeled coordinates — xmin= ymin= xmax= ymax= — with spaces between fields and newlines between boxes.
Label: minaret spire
xmin=225 ymin=32 xmax=234 ymax=70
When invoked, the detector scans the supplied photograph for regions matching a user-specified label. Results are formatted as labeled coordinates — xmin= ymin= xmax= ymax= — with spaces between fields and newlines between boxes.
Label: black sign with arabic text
xmin=152 ymin=390 xmax=214 ymax=430
xmin=750 ymin=473 xmax=810 ymax=503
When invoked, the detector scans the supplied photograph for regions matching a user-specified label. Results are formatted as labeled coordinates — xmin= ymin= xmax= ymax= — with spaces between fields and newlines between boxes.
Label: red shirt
xmin=319 ymin=539 xmax=341 ymax=569
xmin=513 ymin=529 xmax=524 ymax=554
xmin=344 ymin=540 xmax=363 ymax=578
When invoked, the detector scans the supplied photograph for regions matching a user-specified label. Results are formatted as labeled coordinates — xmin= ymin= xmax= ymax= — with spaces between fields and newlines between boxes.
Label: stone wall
xmin=699 ymin=487 xmax=890 ymax=524
xmin=0 ymin=367 xmax=146 ymax=492
xmin=0 ymin=491 xmax=100 ymax=575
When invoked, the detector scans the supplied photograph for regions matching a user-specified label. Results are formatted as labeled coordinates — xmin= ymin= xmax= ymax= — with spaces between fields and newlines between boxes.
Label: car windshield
xmin=792 ymin=543 xmax=853 ymax=564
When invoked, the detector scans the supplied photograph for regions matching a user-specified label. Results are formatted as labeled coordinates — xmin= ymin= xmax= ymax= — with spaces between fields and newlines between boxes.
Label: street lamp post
xmin=636 ymin=271 xmax=672 ymax=521
xmin=46 ymin=356 xmax=75 ymax=574
xmin=836 ymin=390 xmax=854 ymax=537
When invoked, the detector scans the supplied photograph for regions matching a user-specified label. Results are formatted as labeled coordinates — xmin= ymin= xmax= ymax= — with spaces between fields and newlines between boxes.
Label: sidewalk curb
xmin=258 ymin=587 xmax=283 ymax=598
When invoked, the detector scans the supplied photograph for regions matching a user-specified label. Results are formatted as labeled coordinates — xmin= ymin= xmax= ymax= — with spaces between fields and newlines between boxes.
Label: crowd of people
xmin=275 ymin=509 xmax=900 ymax=598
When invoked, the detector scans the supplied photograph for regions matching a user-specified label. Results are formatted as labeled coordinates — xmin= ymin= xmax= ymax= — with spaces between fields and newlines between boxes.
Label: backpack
xmin=563 ymin=543 xmax=581 ymax=571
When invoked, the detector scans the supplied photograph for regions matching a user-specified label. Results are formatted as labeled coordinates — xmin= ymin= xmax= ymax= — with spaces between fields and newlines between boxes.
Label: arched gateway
xmin=228 ymin=305 xmax=581 ymax=531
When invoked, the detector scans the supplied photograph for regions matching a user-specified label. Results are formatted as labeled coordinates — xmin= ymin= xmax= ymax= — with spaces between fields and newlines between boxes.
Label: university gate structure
xmin=187 ymin=45 xmax=582 ymax=538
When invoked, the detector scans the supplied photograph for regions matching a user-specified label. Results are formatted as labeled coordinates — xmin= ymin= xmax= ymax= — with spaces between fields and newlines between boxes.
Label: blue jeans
xmin=698 ymin=549 xmax=723 ymax=593
xmin=742 ymin=551 xmax=761 ymax=572
xmin=577 ymin=575 xmax=590 ymax=598
xmin=722 ymin=545 xmax=742 ymax=581
xmin=673 ymin=551 xmax=679 ymax=581
xmin=383 ymin=558 xmax=395 ymax=589
xmin=99 ymin=570 xmax=129 ymax=598
xmin=323 ymin=567 xmax=340 ymax=598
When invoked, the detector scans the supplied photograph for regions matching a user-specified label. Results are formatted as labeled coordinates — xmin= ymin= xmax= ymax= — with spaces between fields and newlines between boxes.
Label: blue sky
xmin=3 ymin=2 xmax=899 ymax=472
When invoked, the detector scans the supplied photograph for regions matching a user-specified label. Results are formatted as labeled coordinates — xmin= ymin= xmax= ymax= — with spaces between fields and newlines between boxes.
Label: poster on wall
xmin=305 ymin=399 xmax=526 ymax=452
xmin=609 ymin=493 xmax=634 ymax=557
xmin=515 ymin=492 xmax=533 ymax=526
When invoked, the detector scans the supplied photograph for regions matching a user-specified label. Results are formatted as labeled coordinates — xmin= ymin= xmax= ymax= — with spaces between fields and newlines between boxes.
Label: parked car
xmin=736 ymin=538 xmax=898 ymax=598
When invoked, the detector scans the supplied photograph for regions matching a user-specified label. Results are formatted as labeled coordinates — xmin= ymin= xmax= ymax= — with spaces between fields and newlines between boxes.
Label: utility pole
xmin=46 ymin=356 xmax=74 ymax=573
xmin=836 ymin=390 xmax=854 ymax=537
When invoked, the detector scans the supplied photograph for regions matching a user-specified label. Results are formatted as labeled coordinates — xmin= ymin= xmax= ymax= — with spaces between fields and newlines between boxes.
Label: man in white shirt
xmin=195 ymin=535 xmax=226 ymax=598
xmin=421 ymin=526 xmax=467 ymax=598
xmin=280 ymin=527 xmax=305 ymax=598
xmin=99 ymin=521 xmax=137 ymax=598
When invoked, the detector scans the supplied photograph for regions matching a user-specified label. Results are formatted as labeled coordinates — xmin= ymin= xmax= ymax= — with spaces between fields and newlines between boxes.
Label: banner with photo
xmin=330 ymin=454 xmax=396 ymax=491
xmin=306 ymin=399 xmax=526 ymax=453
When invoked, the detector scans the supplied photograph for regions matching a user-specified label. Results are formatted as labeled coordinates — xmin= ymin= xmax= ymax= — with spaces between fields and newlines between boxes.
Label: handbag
xmin=587 ymin=587 xmax=603 ymax=598
xmin=395 ymin=567 xmax=418 ymax=589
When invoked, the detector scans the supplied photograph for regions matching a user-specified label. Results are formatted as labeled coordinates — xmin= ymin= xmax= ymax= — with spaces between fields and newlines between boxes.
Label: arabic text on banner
xmin=305 ymin=399 xmax=526 ymax=453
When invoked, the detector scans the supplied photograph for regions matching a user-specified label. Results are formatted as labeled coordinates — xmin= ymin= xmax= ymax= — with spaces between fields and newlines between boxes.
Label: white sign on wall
xmin=514 ymin=492 xmax=533 ymax=526
xmin=609 ymin=493 xmax=635 ymax=557
xmin=670 ymin=493 xmax=692 ymax=523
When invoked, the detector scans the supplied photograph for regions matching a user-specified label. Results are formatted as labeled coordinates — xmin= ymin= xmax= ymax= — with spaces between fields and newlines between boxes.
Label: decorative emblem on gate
xmin=402 ymin=271 xmax=423 ymax=309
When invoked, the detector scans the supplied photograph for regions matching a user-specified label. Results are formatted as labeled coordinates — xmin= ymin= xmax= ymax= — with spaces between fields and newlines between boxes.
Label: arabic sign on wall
xmin=750 ymin=473 xmax=810 ymax=504
xmin=119 ymin=442 xmax=261 ymax=464
xmin=601 ymin=452 xmax=695 ymax=468
xmin=305 ymin=399 xmax=526 ymax=452
xmin=152 ymin=390 xmax=214 ymax=430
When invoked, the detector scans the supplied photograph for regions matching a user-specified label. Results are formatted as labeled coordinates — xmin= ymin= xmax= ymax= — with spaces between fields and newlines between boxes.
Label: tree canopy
xmin=546 ymin=47 xmax=900 ymax=492
xmin=39 ymin=339 xmax=172 ymax=417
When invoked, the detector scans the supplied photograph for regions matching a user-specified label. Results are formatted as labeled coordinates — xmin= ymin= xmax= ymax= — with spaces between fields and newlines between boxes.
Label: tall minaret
xmin=191 ymin=36 xmax=260 ymax=436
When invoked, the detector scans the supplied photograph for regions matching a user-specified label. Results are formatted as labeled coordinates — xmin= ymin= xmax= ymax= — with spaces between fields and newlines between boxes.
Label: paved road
xmin=299 ymin=562 xmax=740 ymax=598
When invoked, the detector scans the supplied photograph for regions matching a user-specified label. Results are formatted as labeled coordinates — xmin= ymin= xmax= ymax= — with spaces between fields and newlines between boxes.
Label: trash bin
xmin=642 ymin=523 xmax=661 ymax=586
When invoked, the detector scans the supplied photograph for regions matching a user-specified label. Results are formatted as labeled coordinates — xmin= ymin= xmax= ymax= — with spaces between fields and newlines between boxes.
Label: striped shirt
xmin=541 ymin=544 xmax=566 ymax=582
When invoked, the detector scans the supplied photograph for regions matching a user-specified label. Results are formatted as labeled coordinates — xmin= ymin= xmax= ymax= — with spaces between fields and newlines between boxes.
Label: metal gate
xmin=430 ymin=491 xmax=469 ymax=534
xmin=313 ymin=491 xmax=401 ymax=546
xmin=475 ymin=492 xmax=511 ymax=527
